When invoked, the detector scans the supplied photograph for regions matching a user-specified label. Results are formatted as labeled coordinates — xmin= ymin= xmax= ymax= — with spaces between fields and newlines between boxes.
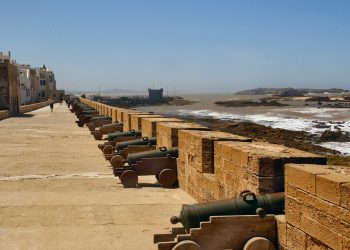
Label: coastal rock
xmin=319 ymin=129 xmax=350 ymax=142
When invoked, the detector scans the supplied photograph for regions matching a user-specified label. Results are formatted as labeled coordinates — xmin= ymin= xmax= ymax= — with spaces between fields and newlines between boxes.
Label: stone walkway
xmin=0 ymin=104 xmax=194 ymax=250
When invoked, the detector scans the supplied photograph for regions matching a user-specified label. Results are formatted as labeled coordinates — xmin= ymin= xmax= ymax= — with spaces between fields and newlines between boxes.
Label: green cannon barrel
xmin=170 ymin=192 xmax=284 ymax=231
xmin=115 ymin=137 xmax=157 ymax=151
xmin=126 ymin=147 xmax=178 ymax=165
xmin=107 ymin=130 xmax=140 ymax=141
xmin=91 ymin=116 xmax=111 ymax=121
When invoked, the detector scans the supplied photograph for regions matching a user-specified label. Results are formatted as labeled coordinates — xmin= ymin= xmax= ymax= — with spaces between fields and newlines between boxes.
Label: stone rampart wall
xmin=79 ymin=98 xmax=349 ymax=249
xmin=19 ymin=101 xmax=50 ymax=114
xmin=0 ymin=101 xmax=50 ymax=121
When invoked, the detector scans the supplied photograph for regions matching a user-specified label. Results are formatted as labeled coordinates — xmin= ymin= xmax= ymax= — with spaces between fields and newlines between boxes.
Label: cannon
xmin=170 ymin=191 xmax=284 ymax=231
xmin=87 ymin=117 xmax=112 ymax=131
xmin=75 ymin=110 xmax=100 ymax=126
xmin=108 ymin=137 xmax=157 ymax=167
xmin=113 ymin=147 xmax=178 ymax=188
xmin=91 ymin=123 xmax=123 ymax=140
xmin=115 ymin=137 xmax=156 ymax=152
xmin=106 ymin=129 xmax=142 ymax=142
xmin=99 ymin=130 xmax=142 ymax=153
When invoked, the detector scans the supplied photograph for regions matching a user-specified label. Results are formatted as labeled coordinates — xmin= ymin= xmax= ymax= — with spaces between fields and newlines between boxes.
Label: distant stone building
xmin=0 ymin=52 xmax=20 ymax=115
xmin=17 ymin=64 xmax=32 ymax=105
xmin=148 ymin=88 xmax=163 ymax=104
xmin=30 ymin=68 xmax=39 ymax=103
xmin=36 ymin=65 xmax=64 ymax=101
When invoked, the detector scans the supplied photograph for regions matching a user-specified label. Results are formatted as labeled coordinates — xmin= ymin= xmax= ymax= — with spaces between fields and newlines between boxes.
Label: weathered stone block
xmin=141 ymin=117 xmax=183 ymax=138
xmin=219 ymin=142 xmax=326 ymax=177
xmin=300 ymin=215 xmax=343 ymax=250
xmin=156 ymin=122 xmax=208 ymax=149
xmin=285 ymin=164 xmax=333 ymax=195
xmin=122 ymin=111 xmax=147 ymax=132
xmin=130 ymin=114 xmax=162 ymax=131
xmin=179 ymin=131 xmax=251 ymax=174
xmin=286 ymin=184 xmax=350 ymax=225
xmin=275 ymin=215 xmax=287 ymax=247
xmin=316 ymin=173 xmax=350 ymax=208
xmin=285 ymin=194 xmax=302 ymax=228
xmin=286 ymin=223 xmax=307 ymax=250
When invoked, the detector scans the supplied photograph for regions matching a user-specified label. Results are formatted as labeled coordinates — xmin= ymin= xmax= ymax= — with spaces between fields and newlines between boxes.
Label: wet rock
xmin=319 ymin=129 xmax=350 ymax=142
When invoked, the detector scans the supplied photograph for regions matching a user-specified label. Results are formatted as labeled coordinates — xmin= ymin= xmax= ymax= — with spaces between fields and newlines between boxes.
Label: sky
xmin=1 ymin=0 xmax=350 ymax=93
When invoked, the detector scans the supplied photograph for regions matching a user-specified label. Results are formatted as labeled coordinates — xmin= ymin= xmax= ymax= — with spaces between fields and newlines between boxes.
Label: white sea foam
xmin=174 ymin=109 xmax=350 ymax=154
xmin=319 ymin=142 xmax=350 ymax=155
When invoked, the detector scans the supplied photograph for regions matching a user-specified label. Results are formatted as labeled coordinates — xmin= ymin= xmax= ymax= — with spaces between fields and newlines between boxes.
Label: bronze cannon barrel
xmin=170 ymin=192 xmax=284 ymax=231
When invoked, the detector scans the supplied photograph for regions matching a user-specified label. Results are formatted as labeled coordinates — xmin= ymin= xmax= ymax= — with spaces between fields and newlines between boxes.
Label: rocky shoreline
xmin=170 ymin=115 xmax=350 ymax=166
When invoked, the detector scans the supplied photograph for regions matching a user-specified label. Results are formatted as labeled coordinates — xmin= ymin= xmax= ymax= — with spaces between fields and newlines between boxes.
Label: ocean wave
xmin=174 ymin=109 xmax=350 ymax=154
xmin=318 ymin=142 xmax=350 ymax=155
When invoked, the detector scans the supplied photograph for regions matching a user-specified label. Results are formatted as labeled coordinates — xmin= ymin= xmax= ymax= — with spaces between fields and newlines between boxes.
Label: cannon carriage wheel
xmin=243 ymin=237 xmax=275 ymax=250
xmin=158 ymin=169 xmax=177 ymax=188
xmin=171 ymin=240 xmax=200 ymax=250
xmin=120 ymin=170 xmax=138 ymax=187
xmin=110 ymin=155 xmax=125 ymax=168
xmin=103 ymin=145 xmax=114 ymax=155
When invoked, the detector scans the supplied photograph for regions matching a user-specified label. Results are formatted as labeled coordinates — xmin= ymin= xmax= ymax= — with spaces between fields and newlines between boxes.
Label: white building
xmin=17 ymin=64 xmax=32 ymax=105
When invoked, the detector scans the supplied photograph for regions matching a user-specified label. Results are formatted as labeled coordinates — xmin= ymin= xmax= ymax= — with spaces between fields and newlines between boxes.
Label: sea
xmin=134 ymin=93 xmax=350 ymax=155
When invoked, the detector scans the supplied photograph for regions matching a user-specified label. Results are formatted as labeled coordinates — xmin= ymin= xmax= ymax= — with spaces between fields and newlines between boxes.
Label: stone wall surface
xmin=156 ymin=122 xmax=209 ymax=149
xmin=19 ymin=101 xmax=50 ymax=114
xmin=214 ymin=141 xmax=326 ymax=198
xmin=283 ymin=164 xmax=350 ymax=250
xmin=141 ymin=117 xmax=184 ymax=138
xmin=177 ymin=130 xmax=252 ymax=202
xmin=122 ymin=111 xmax=147 ymax=132
xmin=130 ymin=114 xmax=162 ymax=131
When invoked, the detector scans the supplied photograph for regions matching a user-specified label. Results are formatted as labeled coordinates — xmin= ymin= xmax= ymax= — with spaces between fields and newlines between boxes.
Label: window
xmin=49 ymin=75 xmax=54 ymax=82
xmin=40 ymin=80 xmax=46 ymax=86
xmin=40 ymin=73 xmax=45 ymax=78
xmin=40 ymin=91 xmax=46 ymax=97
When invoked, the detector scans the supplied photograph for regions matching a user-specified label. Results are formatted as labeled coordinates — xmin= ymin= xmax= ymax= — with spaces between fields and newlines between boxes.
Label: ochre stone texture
xmin=214 ymin=141 xmax=326 ymax=198
xmin=130 ymin=114 xmax=163 ymax=131
xmin=156 ymin=122 xmax=209 ymax=149
xmin=284 ymin=164 xmax=350 ymax=250
xmin=141 ymin=117 xmax=184 ymax=138
xmin=122 ymin=110 xmax=147 ymax=132
xmin=177 ymin=130 xmax=252 ymax=202
xmin=116 ymin=108 xmax=129 ymax=123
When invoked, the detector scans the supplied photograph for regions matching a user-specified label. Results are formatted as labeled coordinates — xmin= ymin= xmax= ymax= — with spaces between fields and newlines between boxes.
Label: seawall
xmin=80 ymin=97 xmax=350 ymax=250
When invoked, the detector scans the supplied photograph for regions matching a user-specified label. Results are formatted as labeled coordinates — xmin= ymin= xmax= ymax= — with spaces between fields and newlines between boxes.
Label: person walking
xmin=50 ymin=101 xmax=54 ymax=112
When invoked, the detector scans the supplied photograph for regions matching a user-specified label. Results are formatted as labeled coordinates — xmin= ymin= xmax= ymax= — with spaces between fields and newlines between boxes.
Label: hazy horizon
xmin=2 ymin=0 xmax=349 ymax=92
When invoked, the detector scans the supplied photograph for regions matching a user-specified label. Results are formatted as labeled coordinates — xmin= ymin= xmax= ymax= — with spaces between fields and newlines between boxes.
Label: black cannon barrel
xmin=170 ymin=192 xmax=284 ymax=231
xmin=116 ymin=137 xmax=157 ymax=151
xmin=79 ymin=110 xmax=98 ymax=115
xmin=91 ymin=116 xmax=111 ymax=121
xmin=126 ymin=147 xmax=178 ymax=165
xmin=107 ymin=129 xmax=139 ymax=141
